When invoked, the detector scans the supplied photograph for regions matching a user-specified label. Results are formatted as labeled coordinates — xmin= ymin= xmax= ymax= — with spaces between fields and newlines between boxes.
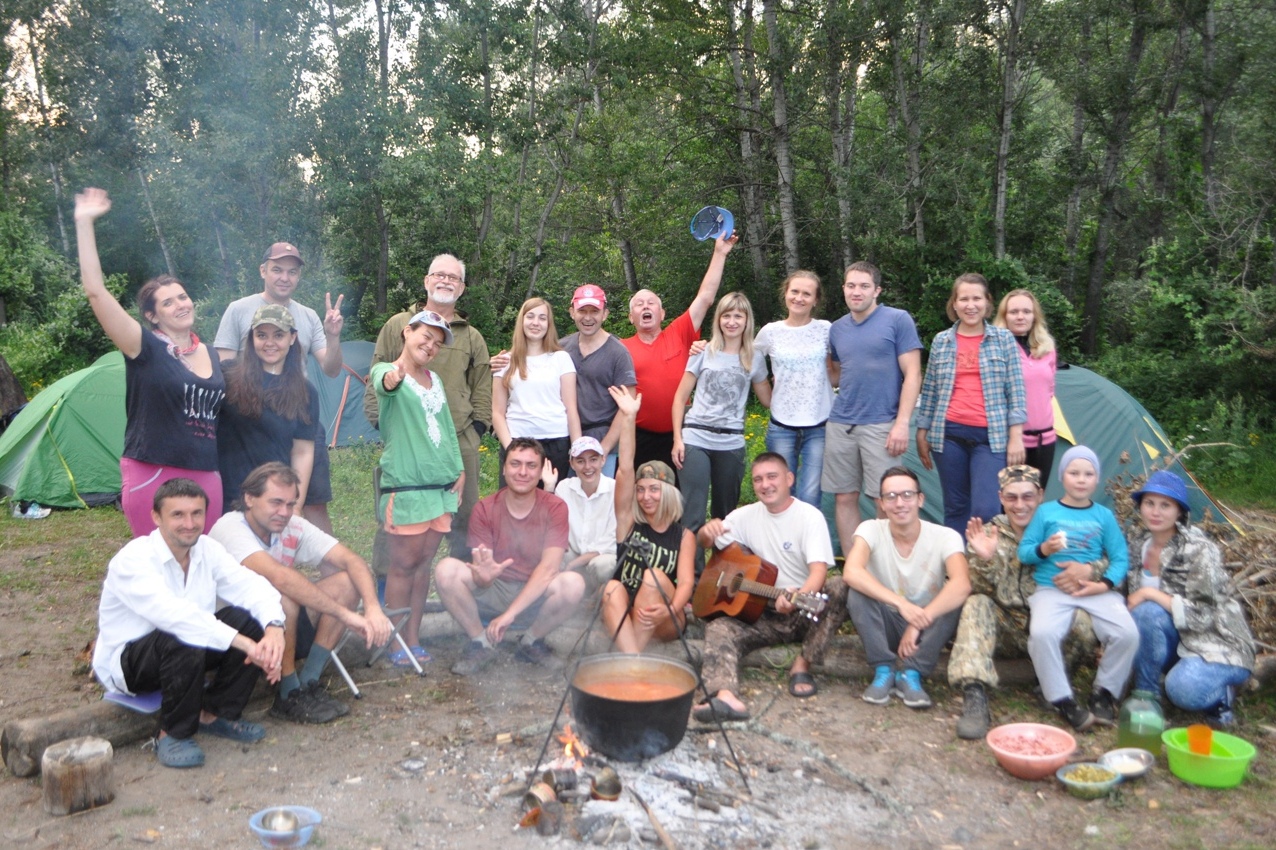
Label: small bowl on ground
xmin=1162 ymin=727 xmax=1256 ymax=788
xmin=1057 ymin=762 xmax=1123 ymax=799
xmin=248 ymin=806 xmax=322 ymax=848
xmin=1100 ymin=747 xmax=1156 ymax=780
xmin=985 ymin=722 xmax=1077 ymax=780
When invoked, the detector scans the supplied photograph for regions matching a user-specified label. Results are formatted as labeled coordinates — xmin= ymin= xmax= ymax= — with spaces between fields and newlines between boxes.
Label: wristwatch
xmin=265 ymin=620 xmax=285 ymax=630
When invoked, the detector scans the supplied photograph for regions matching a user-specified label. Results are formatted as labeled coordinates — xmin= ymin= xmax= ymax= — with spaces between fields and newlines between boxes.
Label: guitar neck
xmin=736 ymin=579 xmax=786 ymax=601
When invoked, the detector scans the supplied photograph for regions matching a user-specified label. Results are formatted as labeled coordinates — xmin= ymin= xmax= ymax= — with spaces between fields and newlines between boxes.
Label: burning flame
xmin=558 ymin=723 xmax=590 ymax=763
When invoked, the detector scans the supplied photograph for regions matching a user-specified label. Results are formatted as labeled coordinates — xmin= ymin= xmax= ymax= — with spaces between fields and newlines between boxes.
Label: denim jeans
xmin=765 ymin=420 xmax=825 ymax=508
xmin=1130 ymin=602 xmax=1251 ymax=711
xmin=933 ymin=421 xmax=1004 ymax=535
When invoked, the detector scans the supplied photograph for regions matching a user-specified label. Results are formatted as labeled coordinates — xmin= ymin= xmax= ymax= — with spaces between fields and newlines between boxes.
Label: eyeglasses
xmin=429 ymin=271 xmax=463 ymax=283
xmin=1001 ymin=492 xmax=1040 ymax=503
xmin=881 ymin=490 xmax=919 ymax=502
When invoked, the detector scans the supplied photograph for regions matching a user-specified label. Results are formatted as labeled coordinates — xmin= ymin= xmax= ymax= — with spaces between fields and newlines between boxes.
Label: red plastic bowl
xmin=986 ymin=722 xmax=1077 ymax=780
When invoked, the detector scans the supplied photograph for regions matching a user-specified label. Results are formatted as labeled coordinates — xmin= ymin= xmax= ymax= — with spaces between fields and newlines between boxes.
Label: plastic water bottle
xmin=1117 ymin=690 xmax=1166 ymax=755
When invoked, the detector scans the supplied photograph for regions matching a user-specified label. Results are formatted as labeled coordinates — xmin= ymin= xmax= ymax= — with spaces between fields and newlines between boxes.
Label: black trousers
xmin=120 ymin=606 xmax=264 ymax=739
xmin=634 ymin=427 xmax=679 ymax=488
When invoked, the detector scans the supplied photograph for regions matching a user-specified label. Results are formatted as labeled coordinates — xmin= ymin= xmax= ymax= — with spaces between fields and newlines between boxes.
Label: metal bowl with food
xmin=1056 ymin=763 xmax=1123 ymax=799
xmin=1100 ymin=747 xmax=1156 ymax=780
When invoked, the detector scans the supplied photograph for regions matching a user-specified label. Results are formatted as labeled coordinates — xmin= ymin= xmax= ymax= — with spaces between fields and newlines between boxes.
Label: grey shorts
xmin=821 ymin=421 xmax=895 ymax=497
xmin=475 ymin=578 xmax=543 ymax=630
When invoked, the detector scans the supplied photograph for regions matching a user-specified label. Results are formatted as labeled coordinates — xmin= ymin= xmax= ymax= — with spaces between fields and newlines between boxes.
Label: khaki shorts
xmin=821 ymin=421 xmax=895 ymax=497
xmin=475 ymin=578 xmax=543 ymax=630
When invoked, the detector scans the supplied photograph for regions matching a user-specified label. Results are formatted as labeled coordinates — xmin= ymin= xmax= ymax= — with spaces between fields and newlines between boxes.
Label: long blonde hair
xmin=503 ymin=297 xmax=562 ymax=390
xmin=994 ymin=288 xmax=1056 ymax=358
xmin=706 ymin=291 xmax=756 ymax=371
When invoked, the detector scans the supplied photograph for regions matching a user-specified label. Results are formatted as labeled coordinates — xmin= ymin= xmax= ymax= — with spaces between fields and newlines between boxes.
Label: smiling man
xmin=215 ymin=242 xmax=345 ymax=532
xmin=947 ymin=464 xmax=1098 ymax=738
xmin=842 ymin=466 xmax=971 ymax=711
xmin=545 ymin=436 xmax=618 ymax=588
xmin=622 ymin=233 xmax=737 ymax=476
xmin=209 ymin=463 xmax=392 ymax=724
xmin=561 ymin=285 xmax=636 ymax=476
xmin=433 ymin=438 xmax=584 ymax=676
xmin=93 ymin=478 xmax=286 ymax=769
xmin=693 ymin=453 xmax=846 ymax=722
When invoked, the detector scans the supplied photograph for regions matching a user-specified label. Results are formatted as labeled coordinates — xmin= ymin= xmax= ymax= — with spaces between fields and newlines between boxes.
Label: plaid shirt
xmin=915 ymin=323 xmax=1026 ymax=452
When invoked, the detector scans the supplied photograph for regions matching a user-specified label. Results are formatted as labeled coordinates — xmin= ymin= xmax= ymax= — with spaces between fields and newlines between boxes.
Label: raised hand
xmin=609 ymin=386 xmax=640 ymax=416
xmin=323 ymin=292 xmax=345 ymax=337
xmin=382 ymin=362 xmax=407 ymax=391
xmin=965 ymin=517 xmax=997 ymax=561
xmin=74 ymin=188 xmax=112 ymax=222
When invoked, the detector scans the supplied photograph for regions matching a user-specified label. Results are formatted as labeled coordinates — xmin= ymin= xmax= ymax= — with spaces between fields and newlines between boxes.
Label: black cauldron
xmin=569 ymin=654 xmax=697 ymax=762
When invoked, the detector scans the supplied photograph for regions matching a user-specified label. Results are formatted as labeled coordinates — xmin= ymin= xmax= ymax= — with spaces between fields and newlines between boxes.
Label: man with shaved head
xmin=622 ymin=233 xmax=737 ymax=476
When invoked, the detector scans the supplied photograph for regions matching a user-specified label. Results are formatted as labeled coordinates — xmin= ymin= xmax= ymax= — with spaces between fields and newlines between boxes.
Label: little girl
xmin=1018 ymin=445 xmax=1138 ymax=731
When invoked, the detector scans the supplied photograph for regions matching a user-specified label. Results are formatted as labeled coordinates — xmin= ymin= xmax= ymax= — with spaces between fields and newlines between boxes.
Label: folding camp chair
xmin=328 ymin=606 xmax=424 ymax=698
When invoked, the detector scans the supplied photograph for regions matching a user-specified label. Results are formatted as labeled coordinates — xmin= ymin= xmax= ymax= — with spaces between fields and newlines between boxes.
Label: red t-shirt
xmin=622 ymin=311 xmax=700 ymax=432
xmin=467 ymin=488 xmax=570 ymax=583
xmin=946 ymin=332 xmax=988 ymax=427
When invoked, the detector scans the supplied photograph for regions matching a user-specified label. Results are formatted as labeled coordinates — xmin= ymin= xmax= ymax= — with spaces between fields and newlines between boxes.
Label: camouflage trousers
xmin=701 ymin=578 xmax=848 ymax=698
xmin=947 ymin=593 xmax=1097 ymax=688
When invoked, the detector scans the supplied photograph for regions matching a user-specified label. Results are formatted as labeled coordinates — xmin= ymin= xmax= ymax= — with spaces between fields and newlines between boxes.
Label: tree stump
xmin=40 ymin=736 xmax=115 ymax=816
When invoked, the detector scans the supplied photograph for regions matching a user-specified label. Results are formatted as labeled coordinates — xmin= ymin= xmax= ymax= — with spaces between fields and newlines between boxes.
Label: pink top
xmin=947 ymin=332 xmax=988 ymax=427
xmin=1018 ymin=345 xmax=1056 ymax=447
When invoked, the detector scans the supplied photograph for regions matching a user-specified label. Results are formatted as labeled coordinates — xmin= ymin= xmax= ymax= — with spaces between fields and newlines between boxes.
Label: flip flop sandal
xmin=411 ymin=645 xmax=433 ymax=663
xmin=156 ymin=735 xmax=205 ymax=768
xmin=788 ymin=671 xmax=818 ymax=699
xmin=692 ymin=696 xmax=751 ymax=723
xmin=388 ymin=647 xmax=428 ymax=668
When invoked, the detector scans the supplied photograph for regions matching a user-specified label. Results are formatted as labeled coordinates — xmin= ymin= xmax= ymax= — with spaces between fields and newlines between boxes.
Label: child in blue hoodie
xmin=1019 ymin=445 xmax=1138 ymax=731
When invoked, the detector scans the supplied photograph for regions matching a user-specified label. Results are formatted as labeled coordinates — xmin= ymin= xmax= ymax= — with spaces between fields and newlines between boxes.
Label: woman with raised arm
xmin=601 ymin=388 xmax=695 ymax=653
xmin=1127 ymin=470 xmax=1254 ymax=727
xmin=915 ymin=272 xmax=1026 ymax=534
xmin=753 ymin=270 xmax=832 ymax=507
xmin=372 ymin=310 xmax=466 ymax=664
xmin=995 ymin=289 xmax=1058 ymax=481
xmin=216 ymin=305 xmax=319 ymax=510
xmin=75 ymin=188 xmax=225 ymax=534
xmin=491 ymin=297 xmax=582 ymax=483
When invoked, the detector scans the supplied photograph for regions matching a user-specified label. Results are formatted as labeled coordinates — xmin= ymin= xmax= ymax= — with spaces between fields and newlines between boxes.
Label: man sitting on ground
xmin=693 ymin=453 xmax=847 ymax=722
xmin=544 ymin=436 xmax=618 ymax=590
xmin=434 ymin=438 xmax=585 ymax=675
xmin=948 ymin=465 xmax=1097 ymax=738
xmin=93 ymin=479 xmax=285 ymax=769
xmin=843 ymin=466 xmax=971 ymax=710
xmin=210 ymin=463 xmax=393 ymax=723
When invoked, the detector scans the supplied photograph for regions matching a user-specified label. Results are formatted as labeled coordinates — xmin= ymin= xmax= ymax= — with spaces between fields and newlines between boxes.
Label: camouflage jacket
xmin=966 ymin=516 xmax=1037 ymax=612
xmin=1128 ymin=524 xmax=1255 ymax=671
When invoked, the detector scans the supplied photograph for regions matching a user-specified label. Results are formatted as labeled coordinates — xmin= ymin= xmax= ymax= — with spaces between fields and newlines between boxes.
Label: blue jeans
xmin=934 ymin=421 xmax=1004 ymax=535
xmin=1131 ymin=602 xmax=1251 ymax=711
xmin=765 ymin=420 xmax=825 ymax=508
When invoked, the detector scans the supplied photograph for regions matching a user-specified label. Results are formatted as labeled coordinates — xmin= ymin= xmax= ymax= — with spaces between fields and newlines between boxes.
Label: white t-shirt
xmin=714 ymin=498 xmax=835 ymax=589
xmin=754 ymin=319 xmax=833 ymax=427
xmin=854 ymin=518 xmax=964 ymax=606
xmin=554 ymin=476 xmax=618 ymax=557
xmin=496 ymin=350 xmax=576 ymax=439
xmin=209 ymin=511 xmax=338 ymax=574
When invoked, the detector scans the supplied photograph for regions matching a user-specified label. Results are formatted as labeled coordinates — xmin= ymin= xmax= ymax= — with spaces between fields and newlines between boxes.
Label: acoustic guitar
xmin=692 ymin=543 xmax=829 ymax=624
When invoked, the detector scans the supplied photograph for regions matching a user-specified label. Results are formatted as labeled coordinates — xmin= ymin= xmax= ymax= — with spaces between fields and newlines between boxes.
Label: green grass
xmin=1195 ymin=440 xmax=1276 ymax=512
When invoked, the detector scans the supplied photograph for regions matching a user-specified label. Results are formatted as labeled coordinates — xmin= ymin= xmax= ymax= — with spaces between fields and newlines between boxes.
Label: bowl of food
xmin=986 ymin=722 xmax=1077 ymax=780
xmin=248 ymin=806 xmax=322 ymax=848
xmin=1162 ymin=728 xmax=1256 ymax=788
xmin=1057 ymin=762 xmax=1122 ymax=799
xmin=1100 ymin=747 xmax=1156 ymax=780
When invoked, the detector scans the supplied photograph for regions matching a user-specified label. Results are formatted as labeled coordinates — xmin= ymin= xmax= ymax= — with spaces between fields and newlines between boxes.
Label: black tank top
xmin=613 ymin=520 xmax=684 ymax=592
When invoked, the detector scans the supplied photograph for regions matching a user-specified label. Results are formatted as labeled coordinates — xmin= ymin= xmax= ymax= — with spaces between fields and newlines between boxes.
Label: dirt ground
xmin=2 ymin=512 xmax=1275 ymax=850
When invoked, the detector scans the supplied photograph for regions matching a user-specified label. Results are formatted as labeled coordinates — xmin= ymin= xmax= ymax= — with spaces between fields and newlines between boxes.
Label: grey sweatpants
xmin=846 ymin=590 xmax=961 ymax=678
xmin=1027 ymin=586 xmax=1138 ymax=703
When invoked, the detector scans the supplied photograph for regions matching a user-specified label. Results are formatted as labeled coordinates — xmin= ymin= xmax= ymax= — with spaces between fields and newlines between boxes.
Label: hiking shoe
xmin=451 ymin=641 xmax=496 ymax=676
xmin=304 ymin=680 xmax=350 ymax=718
xmin=199 ymin=716 xmax=266 ymax=742
xmin=956 ymin=682 xmax=990 ymax=739
xmin=156 ymin=735 xmax=204 ymax=768
xmin=514 ymin=638 xmax=555 ymax=667
xmin=894 ymin=669 xmax=932 ymax=709
xmin=1054 ymin=697 xmax=1096 ymax=732
xmin=862 ymin=665 xmax=894 ymax=705
xmin=270 ymin=684 xmax=342 ymax=725
xmin=1089 ymin=688 xmax=1118 ymax=725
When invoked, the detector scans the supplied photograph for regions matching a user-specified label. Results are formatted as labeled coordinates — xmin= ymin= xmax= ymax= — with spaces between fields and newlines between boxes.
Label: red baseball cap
xmin=572 ymin=284 xmax=606 ymax=310
xmin=262 ymin=242 xmax=304 ymax=265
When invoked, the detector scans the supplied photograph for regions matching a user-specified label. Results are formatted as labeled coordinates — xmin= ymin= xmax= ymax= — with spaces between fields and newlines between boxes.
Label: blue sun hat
xmin=1131 ymin=469 xmax=1191 ymax=519
xmin=690 ymin=206 xmax=735 ymax=241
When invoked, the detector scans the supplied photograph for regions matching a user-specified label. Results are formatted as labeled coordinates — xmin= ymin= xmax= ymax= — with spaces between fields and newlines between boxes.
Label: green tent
xmin=0 ymin=352 xmax=125 ymax=508
xmin=307 ymin=340 xmax=380 ymax=447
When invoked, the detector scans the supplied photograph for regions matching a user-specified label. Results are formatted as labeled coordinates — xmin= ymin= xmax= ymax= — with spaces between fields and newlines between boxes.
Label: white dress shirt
xmin=555 ymin=476 xmax=617 ymax=557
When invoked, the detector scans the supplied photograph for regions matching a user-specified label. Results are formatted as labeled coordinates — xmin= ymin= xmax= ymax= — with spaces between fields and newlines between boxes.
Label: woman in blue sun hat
xmin=1126 ymin=470 xmax=1254 ymax=726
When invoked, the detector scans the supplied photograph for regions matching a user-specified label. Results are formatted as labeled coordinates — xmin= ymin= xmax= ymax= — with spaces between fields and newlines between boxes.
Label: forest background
xmin=0 ymin=0 xmax=1273 ymax=507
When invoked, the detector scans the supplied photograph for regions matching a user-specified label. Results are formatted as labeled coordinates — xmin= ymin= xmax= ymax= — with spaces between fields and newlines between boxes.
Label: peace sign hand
xmin=323 ymin=292 xmax=345 ymax=338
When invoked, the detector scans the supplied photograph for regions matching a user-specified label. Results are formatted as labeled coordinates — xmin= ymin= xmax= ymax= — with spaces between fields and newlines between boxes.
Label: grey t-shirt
xmin=214 ymin=294 xmax=327 ymax=362
xmin=682 ymin=348 xmax=766 ymax=451
xmin=560 ymin=332 xmax=636 ymax=441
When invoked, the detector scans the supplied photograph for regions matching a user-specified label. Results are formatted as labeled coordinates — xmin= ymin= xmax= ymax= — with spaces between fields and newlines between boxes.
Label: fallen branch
xmin=629 ymin=788 xmax=680 ymax=850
